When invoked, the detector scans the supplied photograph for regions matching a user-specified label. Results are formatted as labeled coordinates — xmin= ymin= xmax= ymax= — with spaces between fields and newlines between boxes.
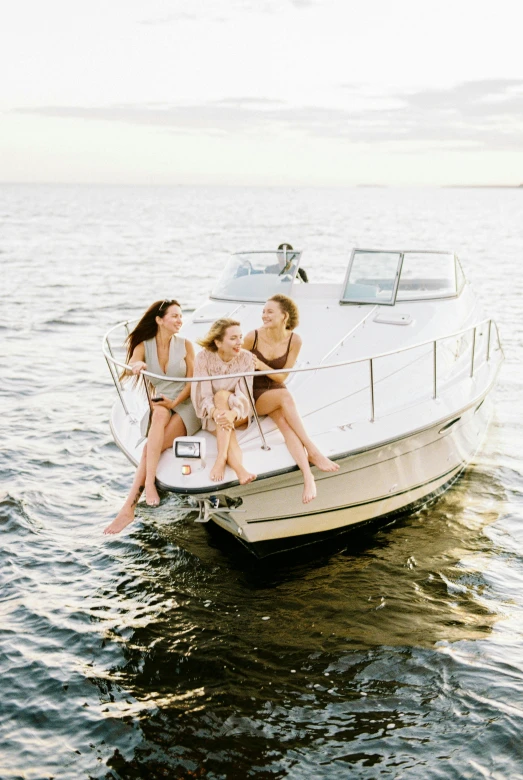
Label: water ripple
xmin=1 ymin=184 xmax=522 ymax=778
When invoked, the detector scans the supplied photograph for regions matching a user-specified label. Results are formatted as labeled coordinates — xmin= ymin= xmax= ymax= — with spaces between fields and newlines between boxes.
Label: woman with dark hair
xmin=104 ymin=299 xmax=199 ymax=534
xmin=243 ymin=294 xmax=338 ymax=504
xmin=191 ymin=319 xmax=256 ymax=485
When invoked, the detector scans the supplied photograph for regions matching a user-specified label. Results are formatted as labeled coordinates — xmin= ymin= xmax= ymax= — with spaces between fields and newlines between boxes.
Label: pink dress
xmin=191 ymin=349 xmax=255 ymax=431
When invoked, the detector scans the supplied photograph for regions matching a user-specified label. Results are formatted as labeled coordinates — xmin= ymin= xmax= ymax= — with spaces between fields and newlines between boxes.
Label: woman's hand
xmin=151 ymin=394 xmax=173 ymax=410
xmin=213 ymin=409 xmax=236 ymax=430
xmin=254 ymin=355 xmax=286 ymax=382
xmin=130 ymin=361 xmax=147 ymax=375
xmin=253 ymin=356 xmax=268 ymax=371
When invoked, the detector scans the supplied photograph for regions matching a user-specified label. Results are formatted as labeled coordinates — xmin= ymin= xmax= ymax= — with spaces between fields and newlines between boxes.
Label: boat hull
xmin=197 ymin=394 xmax=492 ymax=556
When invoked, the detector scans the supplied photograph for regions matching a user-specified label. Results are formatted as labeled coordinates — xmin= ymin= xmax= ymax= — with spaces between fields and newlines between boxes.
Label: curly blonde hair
xmin=197 ymin=318 xmax=241 ymax=352
xmin=268 ymin=294 xmax=299 ymax=331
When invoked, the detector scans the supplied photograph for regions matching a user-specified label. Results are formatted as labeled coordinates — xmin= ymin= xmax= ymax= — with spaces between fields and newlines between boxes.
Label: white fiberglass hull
xmin=200 ymin=395 xmax=492 ymax=556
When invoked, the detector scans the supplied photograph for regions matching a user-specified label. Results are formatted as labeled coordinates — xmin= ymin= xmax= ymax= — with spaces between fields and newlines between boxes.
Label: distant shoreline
xmin=444 ymin=184 xmax=523 ymax=189
xmin=0 ymin=181 xmax=521 ymax=189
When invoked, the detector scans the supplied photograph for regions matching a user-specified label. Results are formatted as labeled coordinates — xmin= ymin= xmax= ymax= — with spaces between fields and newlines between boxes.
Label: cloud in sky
xmin=2 ymin=1 xmax=523 ymax=184
xmin=15 ymin=80 xmax=523 ymax=152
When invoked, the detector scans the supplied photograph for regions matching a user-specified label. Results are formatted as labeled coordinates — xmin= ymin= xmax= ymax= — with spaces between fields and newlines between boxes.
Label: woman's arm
xmin=242 ymin=331 xmax=255 ymax=351
xmin=253 ymin=333 xmax=302 ymax=384
xmin=128 ymin=343 xmax=146 ymax=374
xmin=167 ymin=339 xmax=194 ymax=410
xmin=190 ymin=350 xmax=217 ymax=422
xmin=227 ymin=351 xmax=255 ymax=420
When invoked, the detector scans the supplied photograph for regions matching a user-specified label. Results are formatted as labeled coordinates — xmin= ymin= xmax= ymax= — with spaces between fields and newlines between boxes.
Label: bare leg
xmin=256 ymin=389 xmax=339 ymax=473
xmin=104 ymin=413 xmax=186 ymax=534
xmin=209 ymin=390 xmax=233 ymax=482
xmin=145 ymin=406 xmax=172 ymax=505
xmin=280 ymin=396 xmax=339 ymax=472
xmin=270 ymin=409 xmax=316 ymax=503
xmin=104 ymin=447 xmax=147 ymax=534
xmin=226 ymin=429 xmax=256 ymax=485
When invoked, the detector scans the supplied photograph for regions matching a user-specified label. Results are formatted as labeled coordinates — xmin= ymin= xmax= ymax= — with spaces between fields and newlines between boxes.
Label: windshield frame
xmin=210 ymin=249 xmax=303 ymax=303
xmin=340 ymin=249 xmax=462 ymax=306
xmin=340 ymin=249 xmax=404 ymax=306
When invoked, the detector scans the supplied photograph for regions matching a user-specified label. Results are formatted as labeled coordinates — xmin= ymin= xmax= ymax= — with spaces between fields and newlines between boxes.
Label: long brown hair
xmin=197 ymin=318 xmax=240 ymax=352
xmin=121 ymin=299 xmax=181 ymax=378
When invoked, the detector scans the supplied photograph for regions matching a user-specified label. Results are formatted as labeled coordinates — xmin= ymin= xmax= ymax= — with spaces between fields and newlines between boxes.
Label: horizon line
xmin=0 ymin=181 xmax=522 ymax=189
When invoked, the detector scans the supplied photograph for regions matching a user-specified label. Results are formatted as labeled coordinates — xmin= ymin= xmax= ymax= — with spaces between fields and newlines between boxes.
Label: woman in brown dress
xmin=243 ymin=295 xmax=338 ymax=504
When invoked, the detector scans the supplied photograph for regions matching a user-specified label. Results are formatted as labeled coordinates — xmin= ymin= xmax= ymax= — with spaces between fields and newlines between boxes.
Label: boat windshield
xmin=341 ymin=250 xmax=460 ymax=305
xmin=396 ymin=252 xmax=457 ymax=300
xmin=211 ymin=250 xmax=302 ymax=302
xmin=341 ymin=251 xmax=402 ymax=305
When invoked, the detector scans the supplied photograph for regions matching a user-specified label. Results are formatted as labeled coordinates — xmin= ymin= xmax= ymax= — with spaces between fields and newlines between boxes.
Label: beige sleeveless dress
xmin=144 ymin=336 xmax=200 ymax=436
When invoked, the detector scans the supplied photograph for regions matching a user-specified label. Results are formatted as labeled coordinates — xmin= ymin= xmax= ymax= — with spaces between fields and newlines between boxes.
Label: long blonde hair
xmin=197 ymin=318 xmax=240 ymax=352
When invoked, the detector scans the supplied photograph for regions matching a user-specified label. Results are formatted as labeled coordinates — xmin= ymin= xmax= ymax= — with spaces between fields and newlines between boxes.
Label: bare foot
xmin=309 ymin=451 xmax=339 ymax=473
xmin=302 ymin=474 xmax=317 ymax=504
xmin=237 ymin=468 xmax=257 ymax=485
xmin=104 ymin=508 xmax=135 ymax=535
xmin=145 ymin=483 xmax=160 ymax=507
xmin=210 ymin=459 xmax=226 ymax=481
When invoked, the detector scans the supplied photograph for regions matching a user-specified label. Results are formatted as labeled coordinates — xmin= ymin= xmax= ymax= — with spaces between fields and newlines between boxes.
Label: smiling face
xmin=216 ymin=325 xmax=243 ymax=360
xmin=262 ymin=299 xmax=287 ymax=329
xmin=157 ymin=303 xmax=183 ymax=334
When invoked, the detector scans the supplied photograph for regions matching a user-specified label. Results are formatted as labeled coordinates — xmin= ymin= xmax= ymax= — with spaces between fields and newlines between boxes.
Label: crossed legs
xmin=104 ymin=410 xmax=186 ymax=535
xmin=209 ymin=390 xmax=256 ymax=485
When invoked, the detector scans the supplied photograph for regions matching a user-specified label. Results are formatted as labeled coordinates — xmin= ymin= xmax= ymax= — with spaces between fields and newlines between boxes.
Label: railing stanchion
xmin=470 ymin=326 xmax=476 ymax=377
xmin=433 ymin=340 xmax=437 ymax=399
xmin=104 ymin=354 xmax=131 ymax=416
xmin=142 ymin=373 xmax=152 ymax=401
xmin=369 ymin=358 xmax=375 ymax=422
xmin=105 ymin=339 xmax=123 ymax=390
xmin=141 ymin=373 xmax=153 ymax=438
xmin=243 ymin=377 xmax=270 ymax=451
xmin=487 ymin=319 xmax=492 ymax=362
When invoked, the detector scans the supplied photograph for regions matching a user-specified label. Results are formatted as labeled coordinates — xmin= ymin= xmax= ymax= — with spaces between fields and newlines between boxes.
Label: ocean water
xmin=0 ymin=183 xmax=522 ymax=780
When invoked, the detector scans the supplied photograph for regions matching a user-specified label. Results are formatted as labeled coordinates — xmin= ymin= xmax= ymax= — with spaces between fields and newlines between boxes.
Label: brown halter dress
xmin=250 ymin=330 xmax=294 ymax=402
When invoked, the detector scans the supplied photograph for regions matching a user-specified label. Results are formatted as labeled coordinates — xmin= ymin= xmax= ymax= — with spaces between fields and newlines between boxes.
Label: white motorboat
xmin=103 ymin=248 xmax=503 ymax=557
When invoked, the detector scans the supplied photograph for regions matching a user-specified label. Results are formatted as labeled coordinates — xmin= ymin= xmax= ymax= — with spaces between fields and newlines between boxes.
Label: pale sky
xmin=2 ymin=0 xmax=523 ymax=185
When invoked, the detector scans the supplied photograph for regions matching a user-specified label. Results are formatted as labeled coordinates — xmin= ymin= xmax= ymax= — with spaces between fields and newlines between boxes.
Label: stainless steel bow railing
xmin=102 ymin=317 xmax=503 ymax=449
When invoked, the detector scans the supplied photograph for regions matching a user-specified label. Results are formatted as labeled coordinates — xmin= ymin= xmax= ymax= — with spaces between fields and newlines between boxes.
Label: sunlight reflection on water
xmin=1 ymin=184 xmax=522 ymax=779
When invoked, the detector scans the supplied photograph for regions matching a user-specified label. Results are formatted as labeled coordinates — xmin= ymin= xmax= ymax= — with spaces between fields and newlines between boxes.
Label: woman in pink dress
xmin=192 ymin=319 xmax=257 ymax=485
